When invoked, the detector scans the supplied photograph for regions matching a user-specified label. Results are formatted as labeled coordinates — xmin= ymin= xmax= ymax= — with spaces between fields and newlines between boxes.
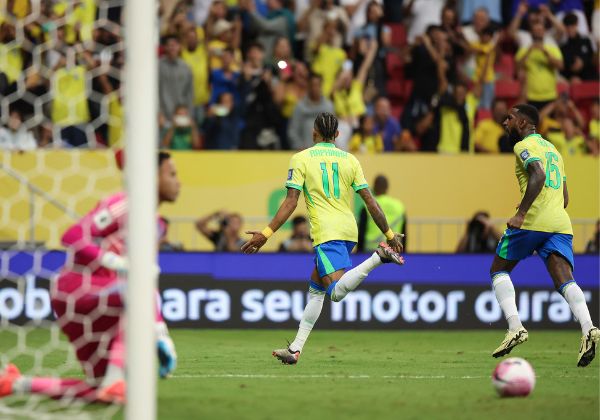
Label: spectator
xmin=516 ymin=21 xmax=564 ymax=110
xmin=354 ymin=1 xmax=391 ymax=95
xmin=195 ymin=211 xmax=245 ymax=252
xmin=466 ymin=25 xmax=497 ymax=109
xmin=456 ymin=211 xmax=501 ymax=253
xmin=270 ymin=36 xmax=294 ymax=69
xmin=311 ymin=19 xmax=347 ymax=96
xmin=51 ymin=46 xmax=95 ymax=147
xmin=588 ymin=101 xmax=599 ymax=155
xmin=440 ymin=5 xmax=467 ymax=58
xmin=159 ymin=35 xmax=194 ymax=122
xmin=585 ymin=220 xmax=600 ymax=254
xmin=273 ymin=60 xmax=309 ymax=124
xmin=0 ymin=110 xmax=37 ymax=150
xmin=204 ymin=92 xmax=241 ymax=150
xmin=331 ymin=38 xmax=378 ymax=147
xmin=240 ymin=0 xmax=295 ymax=60
xmin=474 ymin=98 xmax=507 ymax=153
xmin=181 ymin=26 xmax=210 ymax=129
xmin=460 ymin=1 xmax=501 ymax=25
xmin=546 ymin=116 xmax=587 ymax=156
xmin=508 ymin=3 xmax=565 ymax=48
xmin=287 ymin=73 xmax=334 ymax=150
xmin=403 ymin=0 xmax=445 ymax=44
xmin=207 ymin=18 xmax=242 ymax=71
xmin=239 ymin=42 xmax=283 ymax=149
xmin=560 ymin=13 xmax=596 ymax=82
xmin=349 ymin=114 xmax=383 ymax=154
xmin=279 ymin=215 xmax=313 ymax=252
xmin=161 ymin=105 xmax=202 ymax=150
xmin=341 ymin=0 xmax=383 ymax=44
xmin=297 ymin=0 xmax=349 ymax=61
xmin=402 ymin=26 xmax=456 ymax=135
xmin=357 ymin=174 xmax=406 ymax=252
xmin=208 ymin=47 xmax=241 ymax=105
xmin=158 ymin=217 xmax=184 ymax=251
xmin=539 ymin=96 xmax=585 ymax=137
xmin=434 ymin=81 xmax=479 ymax=154
xmin=373 ymin=96 xmax=414 ymax=151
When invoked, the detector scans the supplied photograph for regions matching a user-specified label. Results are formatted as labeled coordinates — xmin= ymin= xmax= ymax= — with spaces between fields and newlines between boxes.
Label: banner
xmin=1 ymin=251 xmax=598 ymax=329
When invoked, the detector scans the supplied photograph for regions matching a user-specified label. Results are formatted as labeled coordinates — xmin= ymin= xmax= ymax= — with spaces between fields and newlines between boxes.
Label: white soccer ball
xmin=492 ymin=357 xmax=536 ymax=397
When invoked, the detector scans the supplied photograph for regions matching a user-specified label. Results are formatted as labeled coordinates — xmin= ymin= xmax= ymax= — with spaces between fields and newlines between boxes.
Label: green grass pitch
xmin=0 ymin=329 xmax=598 ymax=419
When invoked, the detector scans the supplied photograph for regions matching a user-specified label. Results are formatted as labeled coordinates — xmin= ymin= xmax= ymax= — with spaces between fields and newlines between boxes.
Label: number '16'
xmin=320 ymin=162 xmax=340 ymax=199
xmin=544 ymin=152 xmax=561 ymax=189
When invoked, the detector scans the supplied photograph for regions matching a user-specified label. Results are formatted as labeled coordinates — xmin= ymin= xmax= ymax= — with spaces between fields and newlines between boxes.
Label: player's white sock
xmin=12 ymin=377 xmax=32 ymax=393
xmin=99 ymin=363 xmax=125 ymax=388
xmin=289 ymin=286 xmax=325 ymax=353
xmin=328 ymin=252 xmax=382 ymax=302
xmin=492 ymin=272 xmax=523 ymax=331
xmin=560 ymin=280 xmax=593 ymax=335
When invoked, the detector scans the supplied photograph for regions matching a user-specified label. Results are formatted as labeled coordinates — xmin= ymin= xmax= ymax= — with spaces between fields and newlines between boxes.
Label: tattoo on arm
xmin=358 ymin=189 xmax=390 ymax=234
xmin=518 ymin=161 xmax=546 ymax=216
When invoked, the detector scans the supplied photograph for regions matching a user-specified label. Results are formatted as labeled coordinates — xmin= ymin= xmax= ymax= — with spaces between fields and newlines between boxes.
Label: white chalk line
xmin=172 ymin=373 xmax=598 ymax=380
xmin=0 ymin=404 xmax=96 ymax=420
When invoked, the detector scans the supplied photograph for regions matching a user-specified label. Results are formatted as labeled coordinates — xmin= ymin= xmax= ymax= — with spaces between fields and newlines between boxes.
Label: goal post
xmin=124 ymin=0 xmax=158 ymax=418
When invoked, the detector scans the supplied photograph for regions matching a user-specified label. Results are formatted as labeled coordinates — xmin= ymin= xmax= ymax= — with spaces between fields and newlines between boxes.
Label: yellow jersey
xmin=285 ymin=142 xmax=368 ymax=246
xmin=51 ymin=65 xmax=90 ymax=126
xmin=513 ymin=133 xmax=572 ymax=234
xmin=515 ymin=45 xmax=562 ymax=102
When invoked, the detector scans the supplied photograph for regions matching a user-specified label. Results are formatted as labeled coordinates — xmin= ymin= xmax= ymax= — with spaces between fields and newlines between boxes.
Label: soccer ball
xmin=492 ymin=357 xmax=536 ymax=397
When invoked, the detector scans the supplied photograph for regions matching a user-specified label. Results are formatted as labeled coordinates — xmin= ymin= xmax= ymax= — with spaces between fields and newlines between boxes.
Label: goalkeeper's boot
xmin=97 ymin=380 xmax=125 ymax=405
xmin=492 ymin=327 xmax=528 ymax=358
xmin=376 ymin=242 xmax=405 ymax=265
xmin=577 ymin=326 xmax=600 ymax=367
xmin=0 ymin=364 xmax=21 ymax=397
xmin=272 ymin=348 xmax=300 ymax=365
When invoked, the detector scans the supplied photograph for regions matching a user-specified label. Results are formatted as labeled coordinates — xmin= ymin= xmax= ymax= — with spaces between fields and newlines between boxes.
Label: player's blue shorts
xmin=314 ymin=240 xmax=356 ymax=278
xmin=496 ymin=228 xmax=574 ymax=270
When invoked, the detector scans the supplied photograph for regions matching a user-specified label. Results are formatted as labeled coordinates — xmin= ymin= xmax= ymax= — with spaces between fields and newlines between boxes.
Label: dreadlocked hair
xmin=314 ymin=112 xmax=338 ymax=141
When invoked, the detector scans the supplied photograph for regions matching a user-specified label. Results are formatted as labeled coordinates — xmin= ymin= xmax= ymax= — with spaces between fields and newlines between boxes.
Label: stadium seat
xmin=385 ymin=52 xmax=403 ymax=78
xmin=495 ymin=54 xmax=515 ymax=80
xmin=388 ymin=23 xmax=407 ymax=48
xmin=495 ymin=80 xmax=521 ymax=100
xmin=557 ymin=81 xmax=569 ymax=96
xmin=570 ymin=81 xmax=600 ymax=101
xmin=475 ymin=108 xmax=492 ymax=124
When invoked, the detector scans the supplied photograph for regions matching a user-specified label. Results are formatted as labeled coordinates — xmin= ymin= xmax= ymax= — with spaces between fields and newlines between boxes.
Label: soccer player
xmin=0 ymin=152 xmax=180 ymax=403
xmin=490 ymin=104 xmax=599 ymax=367
xmin=242 ymin=113 xmax=404 ymax=365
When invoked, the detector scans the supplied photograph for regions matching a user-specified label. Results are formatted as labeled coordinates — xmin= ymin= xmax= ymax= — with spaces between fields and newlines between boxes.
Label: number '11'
xmin=320 ymin=162 xmax=340 ymax=199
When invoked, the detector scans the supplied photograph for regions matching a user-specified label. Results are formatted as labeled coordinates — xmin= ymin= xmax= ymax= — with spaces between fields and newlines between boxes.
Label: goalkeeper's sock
xmin=559 ymin=280 xmax=594 ymax=335
xmin=289 ymin=285 xmax=325 ymax=353
xmin=20 ymin=377 xmax=96 ymax=399
xmin=328 ymin=253 xmax=382 ymax=302
xmin=492 ymin=272 xmax=523 ymax=331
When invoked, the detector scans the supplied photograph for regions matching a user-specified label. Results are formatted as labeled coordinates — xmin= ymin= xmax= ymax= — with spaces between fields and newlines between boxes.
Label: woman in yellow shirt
xmin=349 ymin=114 xmax=384 ymax=154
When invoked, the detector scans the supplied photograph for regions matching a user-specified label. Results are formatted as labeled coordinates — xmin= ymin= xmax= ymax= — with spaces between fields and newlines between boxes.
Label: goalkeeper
xmin=0 ymin=151 xmax=180 ymax=404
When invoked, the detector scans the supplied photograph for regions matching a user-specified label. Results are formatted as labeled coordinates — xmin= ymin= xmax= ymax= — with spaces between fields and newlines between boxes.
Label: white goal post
xmin=124 ymin=0 xmax=158 ymax=418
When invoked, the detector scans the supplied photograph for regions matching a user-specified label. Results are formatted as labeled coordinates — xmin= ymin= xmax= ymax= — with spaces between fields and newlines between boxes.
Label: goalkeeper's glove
xmin=156 ymin=321 xmax=177 ymax=378
xmin=100 ymin=251 xmax=128 ymax=273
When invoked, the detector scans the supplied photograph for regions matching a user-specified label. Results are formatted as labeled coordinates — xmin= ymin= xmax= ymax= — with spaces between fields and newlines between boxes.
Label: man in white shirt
xmin=0 ymin=111 xmax=37 ymax=151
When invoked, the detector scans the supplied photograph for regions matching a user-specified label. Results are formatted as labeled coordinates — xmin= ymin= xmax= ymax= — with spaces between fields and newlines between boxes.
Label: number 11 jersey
xmin=513 ymin=133 xmax=573 ymax=234
xmin=285 ymin=142 xmax=369 ymax=246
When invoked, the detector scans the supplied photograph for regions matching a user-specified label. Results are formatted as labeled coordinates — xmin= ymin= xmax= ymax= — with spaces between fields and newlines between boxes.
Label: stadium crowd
xmin=0 ymin=0 xmax=599 ymax=154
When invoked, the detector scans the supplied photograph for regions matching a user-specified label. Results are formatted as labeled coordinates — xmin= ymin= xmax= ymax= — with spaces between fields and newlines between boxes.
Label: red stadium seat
xmin=475 ymin=108 xmax=492 ymax=124
xmin=570 ymin=81 xmax=600 ymax=101
xmin=557 ymin=81 xmax=569 ymax=96
xmin=388 ymin=23 xmax=407 ymax=48
xmin=495 ymin=80 xmax=521 ymax=100
xmin=385 ymin=52 xmax=403 ymax=78
xmin=495 ymin=53 xmax=515 ymax=80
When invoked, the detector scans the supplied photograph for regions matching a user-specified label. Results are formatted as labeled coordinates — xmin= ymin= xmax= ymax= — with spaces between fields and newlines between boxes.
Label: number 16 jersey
xmin=285 ymin=142 xmax=369 ymax=246
xmin=513 ymin=133 xmax=572 ymax=234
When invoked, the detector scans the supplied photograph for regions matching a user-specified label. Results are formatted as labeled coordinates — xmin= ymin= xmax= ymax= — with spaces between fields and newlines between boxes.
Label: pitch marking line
xmin=173 ymin=373 xmax=598 ymax=380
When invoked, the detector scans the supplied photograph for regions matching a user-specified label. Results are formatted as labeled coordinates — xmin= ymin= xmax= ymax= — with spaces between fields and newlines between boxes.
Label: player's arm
xmin=241 ymin=188 xmax=301 ymax=254
xmin=508 ymin=161 xmax=545 ymax=229
xmin=563 ymin=180 xmax=569 ymax=208
xmin=61 ymin=199 xmax=126 ymax=271
xmin=357 ymin=188 xmax=403 ymax=253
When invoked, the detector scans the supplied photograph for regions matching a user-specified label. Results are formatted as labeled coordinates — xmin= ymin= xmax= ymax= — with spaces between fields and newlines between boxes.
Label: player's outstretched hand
xmin=387 ymin=233 xmax=404 ymax=254
xmin=241 ymin=231 xmax=268 ymax=254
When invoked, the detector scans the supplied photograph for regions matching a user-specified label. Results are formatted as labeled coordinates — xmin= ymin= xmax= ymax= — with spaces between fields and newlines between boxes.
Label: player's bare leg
xmin=546 ymin=253 xmax=599 ymax=367
xmin=490 ymin=256 xmax=528 ymax=358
